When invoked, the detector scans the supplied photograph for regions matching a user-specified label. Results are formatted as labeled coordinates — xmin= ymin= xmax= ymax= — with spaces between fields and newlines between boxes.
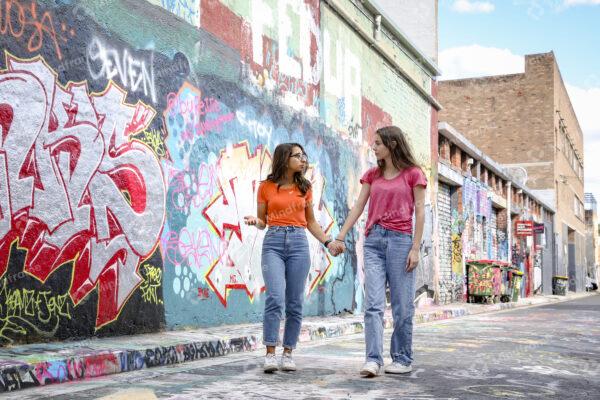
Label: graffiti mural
xmin=87 ymin=36 xmax=158 ymax=103
xmin=0 ymin=54 xmax=166 ymax=331
xmin=148 ymin=0 xmax=200 ymax=26
xmin=0 ymin=0 xmax=435 ymax=346
xmin=160 ymin=77 xmax=351 ymax=328
xmin=202 ymin=143 xmax=334 ymax=304
xmin=462 ymin=178 xmax=493 ymax=261
xmin=0 ymin=0 xmax=76 ymax=61
xmin=199 ymin=0 xmax=321 ymax=114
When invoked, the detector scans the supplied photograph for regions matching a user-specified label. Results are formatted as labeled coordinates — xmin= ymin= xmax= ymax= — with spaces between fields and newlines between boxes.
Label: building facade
xmin=437 ymin=123 xmax=555 ymax=304
xmin=585 ymin=193 xmax=600 ymax=285
xmin=437 ymin=52 xmax=585 ymax=292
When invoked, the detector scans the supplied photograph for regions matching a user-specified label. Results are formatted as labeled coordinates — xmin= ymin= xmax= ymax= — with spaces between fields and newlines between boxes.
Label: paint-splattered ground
xmin=5 ymin=294 xmax=600 ymax=399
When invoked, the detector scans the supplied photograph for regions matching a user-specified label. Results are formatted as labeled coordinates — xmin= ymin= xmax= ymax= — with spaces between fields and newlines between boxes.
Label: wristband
xmin=323 ymin=239 xmax=332 ymax=248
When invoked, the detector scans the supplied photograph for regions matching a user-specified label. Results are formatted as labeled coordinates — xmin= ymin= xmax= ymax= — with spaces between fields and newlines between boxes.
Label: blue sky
xmin=438 ymin=0 xmax=600 ymax=201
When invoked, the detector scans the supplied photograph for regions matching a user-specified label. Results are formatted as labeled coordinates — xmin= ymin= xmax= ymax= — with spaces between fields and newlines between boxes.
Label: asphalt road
xmin=5 ymin=294 xmax=600 ymax=399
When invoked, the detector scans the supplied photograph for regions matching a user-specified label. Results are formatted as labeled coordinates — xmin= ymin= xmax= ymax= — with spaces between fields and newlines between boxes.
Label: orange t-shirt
xmin=257 ymin=180 xmax=313 ymax=227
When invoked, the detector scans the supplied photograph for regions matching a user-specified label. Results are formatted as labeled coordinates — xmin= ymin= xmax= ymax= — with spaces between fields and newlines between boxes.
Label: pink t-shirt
xmin=360 ymin=166 xmax=427 ymax=235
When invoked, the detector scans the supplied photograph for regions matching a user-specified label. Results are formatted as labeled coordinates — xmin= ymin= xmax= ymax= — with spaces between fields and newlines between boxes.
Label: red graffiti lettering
xmin=0 ymin=54 xmax=166 ymax=328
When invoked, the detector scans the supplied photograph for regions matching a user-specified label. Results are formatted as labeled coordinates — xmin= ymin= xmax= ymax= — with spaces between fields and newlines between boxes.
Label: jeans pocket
xmin=391 ymin=232 xmax=412 ymax=245
xmin=292 ymin=231 xmax=308 ymax=242
xmin=265 ymin=228 xmax=277 ymax=237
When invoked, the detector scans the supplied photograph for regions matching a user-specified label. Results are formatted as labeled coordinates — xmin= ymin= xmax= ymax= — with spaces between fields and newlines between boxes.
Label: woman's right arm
xmin=245 ymin=182 xmax=268 ymax=229
xmin=255 ymin=203 xmax=267 ymax=229
xmin=335 ymin=183 xmax=370 ymax=241
xmin=244 ymin=203 xmax=268 ymax=229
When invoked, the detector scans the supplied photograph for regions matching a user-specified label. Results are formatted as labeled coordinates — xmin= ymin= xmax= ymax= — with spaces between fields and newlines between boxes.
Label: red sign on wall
xmin=516 ymin=220 xmax=533 ymax=236
xmin=533 ymin=223 xmax=545 ymax=234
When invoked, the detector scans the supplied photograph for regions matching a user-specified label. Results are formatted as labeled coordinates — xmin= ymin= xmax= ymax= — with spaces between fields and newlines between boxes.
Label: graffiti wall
xmin=0 ymin=0 xmax=184 ymax=344
xmin=0 ymin=0 xmax=435 ymax=344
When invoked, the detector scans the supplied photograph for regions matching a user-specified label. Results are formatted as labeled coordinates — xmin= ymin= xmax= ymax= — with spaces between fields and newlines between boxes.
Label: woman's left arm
xmin=306 ymin=202 xmax=337 ymax=253
xmin=407 ymin=185 xmax=426 ymax=272
xmin=306 ymin=202 xmax=328 ymax=243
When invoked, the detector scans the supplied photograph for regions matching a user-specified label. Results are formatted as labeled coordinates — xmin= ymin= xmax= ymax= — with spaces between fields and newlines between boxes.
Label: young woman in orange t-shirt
xmin=244 ymin=143 xmax=339 ymax=373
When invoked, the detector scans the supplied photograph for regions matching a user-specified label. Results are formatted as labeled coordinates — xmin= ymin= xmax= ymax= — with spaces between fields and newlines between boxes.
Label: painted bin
xmin=467 ymin=260 xmax=496 ymax=304
xmin=552 ymin=276 xmax=569 ymax=296
xmin=511 ymin=270 xmax=524 ymax=302
xmin=497 ymin=261 xmax=513 ymax=303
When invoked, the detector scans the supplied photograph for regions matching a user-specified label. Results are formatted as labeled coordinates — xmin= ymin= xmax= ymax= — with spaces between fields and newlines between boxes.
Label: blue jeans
xmin=364 ymin=224 xmax=416 ymax=366
xmin=262 ymin=226 xmax=311 ymax=349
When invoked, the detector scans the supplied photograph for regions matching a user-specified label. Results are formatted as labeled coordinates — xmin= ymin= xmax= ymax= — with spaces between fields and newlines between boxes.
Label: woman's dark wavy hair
xmin=266 ymin=143 xmax=311 ymax=196
xmin=375 ymin=126 xmax=421 ymax=173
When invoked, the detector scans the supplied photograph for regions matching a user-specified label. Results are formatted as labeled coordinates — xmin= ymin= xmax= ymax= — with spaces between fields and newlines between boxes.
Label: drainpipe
xmin=374 ymin=14 xmax=382 ymax=41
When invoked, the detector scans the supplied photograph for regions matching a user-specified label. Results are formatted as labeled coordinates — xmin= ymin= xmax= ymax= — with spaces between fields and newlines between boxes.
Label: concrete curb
xmin=0 ymin=292 xmax=595 ymax=393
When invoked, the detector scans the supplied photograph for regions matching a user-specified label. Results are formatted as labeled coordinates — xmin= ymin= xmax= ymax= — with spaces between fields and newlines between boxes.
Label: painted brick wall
xmin=438 ymin=53 xmax=586 ymax=290
xmin=490 ymin=209 xmax=498 ymax=261
xmin=0 ymin=0 xmax=436 ymax=345
xmin=437 ymin=183 xmax=453 ymax=304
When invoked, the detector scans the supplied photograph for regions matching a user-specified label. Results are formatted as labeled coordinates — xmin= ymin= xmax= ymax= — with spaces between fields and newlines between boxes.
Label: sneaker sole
xmin=281 ymin=366 xmax=297 ymax=372
xmin=385 ymin=367 xmax=412 ymax=374
xmin=360 ymin=369 xmax=378 ymax=377
xmin=264 ymin=365 xmax=278 ymax=373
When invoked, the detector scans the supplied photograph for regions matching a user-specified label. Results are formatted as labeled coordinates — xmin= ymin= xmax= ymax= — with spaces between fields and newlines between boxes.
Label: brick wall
xmin=438 ymin=183 xmax=453 ymax=304
xmin=438 ymin=53 xmax=555 ymax=190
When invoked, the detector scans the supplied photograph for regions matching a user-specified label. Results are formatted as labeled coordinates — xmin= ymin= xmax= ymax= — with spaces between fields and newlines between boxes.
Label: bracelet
xmin=335 ymin=238 xmax=345 ymax=242
xmin=323 ymin=239 xmax=332 ymax=248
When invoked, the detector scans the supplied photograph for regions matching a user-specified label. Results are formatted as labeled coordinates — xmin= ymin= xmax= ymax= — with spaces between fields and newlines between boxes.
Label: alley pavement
xmin=3 ymin=293 xmax=599 ymax=399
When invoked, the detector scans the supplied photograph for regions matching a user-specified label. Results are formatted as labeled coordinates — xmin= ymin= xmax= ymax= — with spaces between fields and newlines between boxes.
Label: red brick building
xmin=438 ymin=52 xmax=586 ymax=292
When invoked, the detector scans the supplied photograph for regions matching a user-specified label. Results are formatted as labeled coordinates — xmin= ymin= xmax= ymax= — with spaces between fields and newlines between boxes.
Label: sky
xmin=438 ymin=0 xmax=600 ymax=205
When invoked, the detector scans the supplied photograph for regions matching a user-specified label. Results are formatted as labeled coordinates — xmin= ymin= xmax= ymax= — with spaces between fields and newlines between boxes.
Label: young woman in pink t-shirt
xmin=333 ymin=126 xmax=427 ymax=377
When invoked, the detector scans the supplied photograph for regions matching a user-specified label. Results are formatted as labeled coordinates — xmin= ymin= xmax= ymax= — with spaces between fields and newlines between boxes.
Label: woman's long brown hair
xmin=266 ymin=143 xmax=312 ymax=196
xmin=375 ymin=126 xmax=421 ymax=173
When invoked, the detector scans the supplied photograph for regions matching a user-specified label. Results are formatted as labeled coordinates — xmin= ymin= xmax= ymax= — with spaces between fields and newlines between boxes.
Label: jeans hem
xmin=366 ymin=357 xmax=383 ymax=366
xmin=391 ymin=355 xmax=412 ymax=366
xmin=263 ymin=340 xmax=279 ymax=347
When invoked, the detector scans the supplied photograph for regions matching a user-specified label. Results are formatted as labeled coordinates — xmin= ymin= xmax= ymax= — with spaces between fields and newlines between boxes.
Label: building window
xmin=574 ymin=196 xmax=584 ymax=220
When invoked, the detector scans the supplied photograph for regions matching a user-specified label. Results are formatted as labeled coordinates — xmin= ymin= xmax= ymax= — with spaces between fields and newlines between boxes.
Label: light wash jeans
xmin=364 ymin=224 xmax=416 ymax=366
xmin=261 ymin=226 xmax=311 ymax=349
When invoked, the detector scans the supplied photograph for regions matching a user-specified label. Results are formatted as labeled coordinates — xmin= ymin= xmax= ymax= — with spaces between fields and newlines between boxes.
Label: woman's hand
xmin=328 ymin=241 xmax=345 ymax=256
xmin=244 ymin=216 xmax=264 ymax=229
xmin=406 ymin=247 xmax=420 ymax=272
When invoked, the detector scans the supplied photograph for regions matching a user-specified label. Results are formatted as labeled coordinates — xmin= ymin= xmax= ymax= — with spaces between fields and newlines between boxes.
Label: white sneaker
xmin=385 ymin=362 xmax=412 ymax=374
xmin=264 ymin=353 xmax=278 ymax=373
xmin=360 ymin=361 xmax=382 ymax=377
xmin=281 ymin=352 xmax=297 ymax=371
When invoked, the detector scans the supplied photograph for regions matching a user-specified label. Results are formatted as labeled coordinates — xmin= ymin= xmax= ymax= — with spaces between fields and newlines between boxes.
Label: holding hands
xmin=245 ymin=211 xmax=347 ymax=258
xmin=327 ymin=238 xmax=346 ymax=257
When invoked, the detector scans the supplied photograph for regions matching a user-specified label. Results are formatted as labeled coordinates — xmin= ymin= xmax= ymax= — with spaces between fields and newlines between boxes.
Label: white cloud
xmin=511 ymin=1 xmax=599 ymax=19
xmin=439 ymin=45 xmax=524 ymax=80
xmin=451 ymin=0 xmax=496 ymax=13
xmin=567 ymin=85 xmax=600 ymax=133
xmin=566 ymin=84 xmax=600 ymax=198
xmin=564 ymin=0 xmax=600 ymax=6
xmin=439 ymin=44 xmax=600 ymax=201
